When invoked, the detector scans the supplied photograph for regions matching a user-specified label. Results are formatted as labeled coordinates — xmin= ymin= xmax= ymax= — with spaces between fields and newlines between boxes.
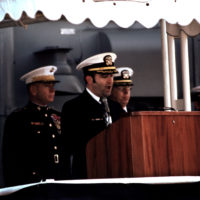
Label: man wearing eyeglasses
xmin=110 ymin=67 xmax=134 ymax=112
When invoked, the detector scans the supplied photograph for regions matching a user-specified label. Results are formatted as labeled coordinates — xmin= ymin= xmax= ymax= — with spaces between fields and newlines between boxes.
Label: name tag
xmin=31 ymin=122 xmax=44 ymax=126
xmin=91 ymin=118 xmax=103 ymax=121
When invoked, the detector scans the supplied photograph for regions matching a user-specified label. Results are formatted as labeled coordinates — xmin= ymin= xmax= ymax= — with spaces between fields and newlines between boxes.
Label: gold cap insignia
xmin=122 ymin=70 xmax=130 ymax=79
xmin=104 ymin=55 xmax=113 ymax=66
xmin=50 ymin=67 xmax=55 ymax=73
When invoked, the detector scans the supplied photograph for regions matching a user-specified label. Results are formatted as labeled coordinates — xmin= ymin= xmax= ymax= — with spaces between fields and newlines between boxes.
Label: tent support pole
xmin=180 ymin=30 xmax=191 ymax=111
xmin=160 ymin=19 xmax=171 ymax=108
xmin=168 ymin=35 xmax=178 ymax=110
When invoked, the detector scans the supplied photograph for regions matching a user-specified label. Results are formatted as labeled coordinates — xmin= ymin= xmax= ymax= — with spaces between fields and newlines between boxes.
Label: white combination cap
xmin=113 ymin=67 xmax=134 ymax=86
xmin=191 ymin=85 xmax=200 ymax=100
xmin=20 ymin=65 xmax=58 ymax=84
xmin=191 ymin=86 xmax=200 ymax=93
xmin=76 ymin=52 xmax=118 ymax=74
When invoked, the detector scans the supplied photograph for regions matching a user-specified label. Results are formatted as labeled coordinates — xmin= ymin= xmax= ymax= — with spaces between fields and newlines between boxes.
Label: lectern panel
xmin=86 ymin=111 xmax=200 ymax=178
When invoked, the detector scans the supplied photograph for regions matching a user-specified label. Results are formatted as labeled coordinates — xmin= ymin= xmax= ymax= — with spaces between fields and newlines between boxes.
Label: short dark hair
xmin=83 ymin=69 xmax=96 ymax=84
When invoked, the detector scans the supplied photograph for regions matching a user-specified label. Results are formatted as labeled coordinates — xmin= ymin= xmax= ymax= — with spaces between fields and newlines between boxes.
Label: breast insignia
xmin=51 ymin=114 xmax=61 ymax=133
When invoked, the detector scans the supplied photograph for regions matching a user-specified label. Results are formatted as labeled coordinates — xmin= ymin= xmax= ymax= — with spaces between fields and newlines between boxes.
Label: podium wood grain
xmin=86 ymin=111 xmax=200 ymax=178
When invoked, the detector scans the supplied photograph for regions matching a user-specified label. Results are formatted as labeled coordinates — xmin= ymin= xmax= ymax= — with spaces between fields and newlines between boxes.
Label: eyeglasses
xmin=115 ymin=86 xmax=132 ymax=92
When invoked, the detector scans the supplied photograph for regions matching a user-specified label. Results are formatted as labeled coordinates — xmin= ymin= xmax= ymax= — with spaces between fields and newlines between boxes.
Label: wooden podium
xmin=86 ymin=111 xmax=200 ymax=178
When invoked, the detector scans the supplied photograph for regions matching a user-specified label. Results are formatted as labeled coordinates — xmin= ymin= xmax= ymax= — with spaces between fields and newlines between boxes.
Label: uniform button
xmin=52 ymin=134 xmax=55 ymax=138
xmin=54 ymin=154 xmax=59 ymax=164
xmin=49 ymin=123 xmax=52 ymax=127
xmin=37 ymin=131 xmax=40 ymax=134
xmin=54 ymin=146 xmax=58 ymax=150
xmin=44 ymin=113 xmax=48 ymax=117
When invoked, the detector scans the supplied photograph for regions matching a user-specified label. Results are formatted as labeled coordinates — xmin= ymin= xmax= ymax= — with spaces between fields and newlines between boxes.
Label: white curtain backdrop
xmin=0 ymin=0 xmax=200 ymax=32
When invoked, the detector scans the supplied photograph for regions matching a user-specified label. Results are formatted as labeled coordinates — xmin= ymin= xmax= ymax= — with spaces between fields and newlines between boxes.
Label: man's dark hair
xmin=83 ymin=69 xmax=96 ymax=84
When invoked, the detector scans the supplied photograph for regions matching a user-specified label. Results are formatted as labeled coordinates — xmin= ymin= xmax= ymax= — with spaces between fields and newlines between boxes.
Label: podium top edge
xmin=128 ymin=111 xmax=200 ymax=116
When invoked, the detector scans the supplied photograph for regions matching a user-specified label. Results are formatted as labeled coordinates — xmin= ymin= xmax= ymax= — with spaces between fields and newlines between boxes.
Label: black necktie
xmin=100 ymin=97 xmax=112 ymax=126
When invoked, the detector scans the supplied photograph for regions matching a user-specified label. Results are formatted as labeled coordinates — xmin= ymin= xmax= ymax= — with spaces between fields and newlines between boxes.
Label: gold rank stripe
xmin=32 ymin=75 xmax=55 ymax=82
xmin=97 ymin=70 xmax=118 ymax=74
xmin=88 ymin=66 xmax=116 ymax=71
xmin=114 ymin=80 xmax=132 ymax=83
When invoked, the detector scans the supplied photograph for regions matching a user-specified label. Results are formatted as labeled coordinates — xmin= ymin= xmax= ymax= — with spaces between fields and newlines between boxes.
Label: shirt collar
xmin=123 ymin=106 xmax=128 ymax=112
xmin=28 ymin=101 xmax=48 ymax=111
xmin=86 ymin=88 xmax=101 ymax=104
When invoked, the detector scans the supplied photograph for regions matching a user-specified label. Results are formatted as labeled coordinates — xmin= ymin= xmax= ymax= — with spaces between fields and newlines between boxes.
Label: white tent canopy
xmin=1 ymin=0 xmax=200 ymax=30
xmin=1 ymin=0 xmax=200 ymax=110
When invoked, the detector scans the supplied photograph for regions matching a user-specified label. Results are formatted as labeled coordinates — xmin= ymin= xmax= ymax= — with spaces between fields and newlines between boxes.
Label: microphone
xmin=100 ymin=97 xmax=112 ymax=126
xmin=101 ymin=97 xmax=110 ymax=114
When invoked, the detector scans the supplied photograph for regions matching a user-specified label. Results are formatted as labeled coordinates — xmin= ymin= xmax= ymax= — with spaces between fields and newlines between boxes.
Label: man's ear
xmin=85 ymin=75 xmax=93 ymax=84
xmin=29 ymin=84 xmax=37 ymax=96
